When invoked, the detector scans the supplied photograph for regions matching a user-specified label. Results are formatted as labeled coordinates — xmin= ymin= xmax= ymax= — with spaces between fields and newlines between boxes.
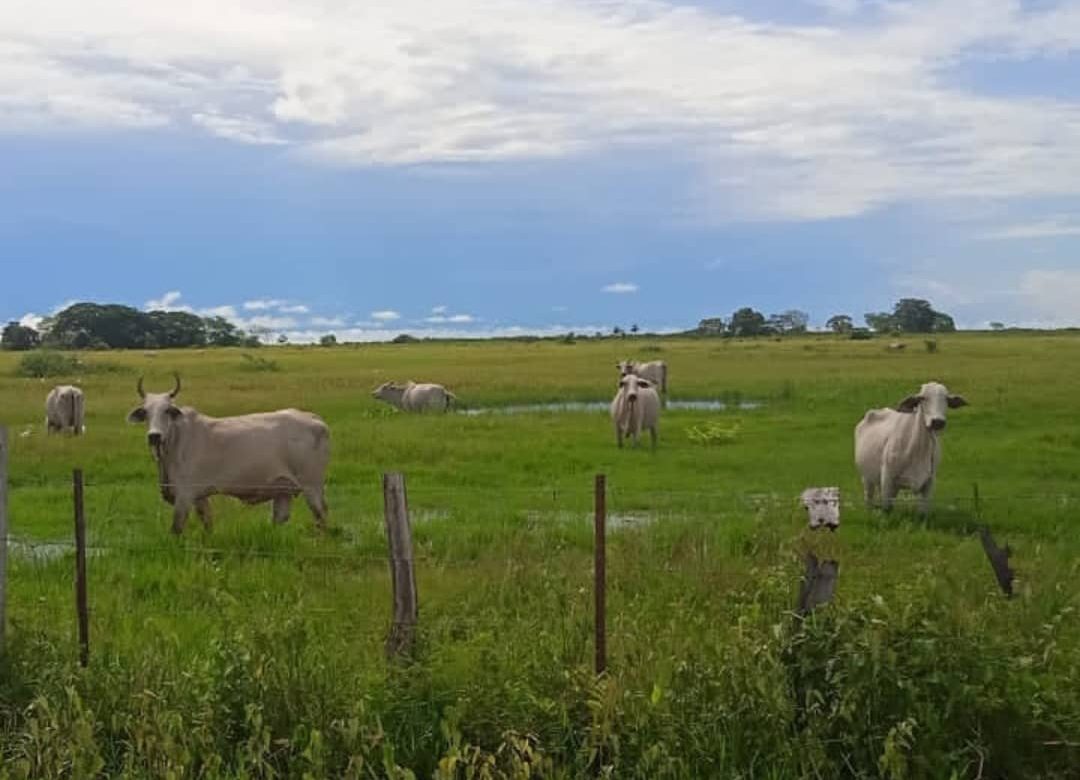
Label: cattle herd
xmin=37 ymin=358 xmax=968 ymax=534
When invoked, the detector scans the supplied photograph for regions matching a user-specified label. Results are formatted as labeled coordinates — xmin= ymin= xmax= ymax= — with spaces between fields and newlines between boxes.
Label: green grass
xmin=1 ymin=334 xmax=1079 ymax=778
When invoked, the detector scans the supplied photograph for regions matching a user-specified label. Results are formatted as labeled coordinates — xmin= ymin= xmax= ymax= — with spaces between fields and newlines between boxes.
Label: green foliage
xmin=685 ymin=420 xmax=741 ymax=445
xmin=42 ymin=302 xmax=258 ymax=350
xmin=2 ymin=321 xmax=41 ymax=351
xmin=319 ymin=334 xmax=338 ymax=347
xmin=925 ymin=339 xmax=939 ymax=353
xmin=849 ymin=327 xmax=873 ymax=340
xmin=15 ymin=350 xmax=82 ymax=377
xmin=240 ymin=353 xmax=280 ymax=372
xmin=729 ymin=307 xmax=768 ymax=337
xmin=826 ymin=314 xmax=853 ymax=334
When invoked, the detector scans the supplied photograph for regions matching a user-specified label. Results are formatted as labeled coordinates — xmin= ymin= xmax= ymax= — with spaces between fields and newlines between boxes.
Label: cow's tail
xmin=70 ymin=391 xmax=80 ymax=435
xmin=445 ymin=390 xmax=457 ymax=410
xmin=661 ymin=364 xmax=668 ymax=395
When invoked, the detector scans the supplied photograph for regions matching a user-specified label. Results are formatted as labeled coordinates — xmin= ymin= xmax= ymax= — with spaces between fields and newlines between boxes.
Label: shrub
xmin=850 ymin=328 xmax=873 ymax=341
xmin=16 ymin=351 xmax=82 ymax=378
xmin=925 ymin=339 xmax=939 ymax=353
xmin=240 ymin=353 xmax=280 ymax=372
xmin=686 ymin=420 xmax=741 ymax=445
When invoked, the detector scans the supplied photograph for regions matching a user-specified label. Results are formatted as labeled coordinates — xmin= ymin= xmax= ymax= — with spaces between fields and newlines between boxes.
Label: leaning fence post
xmin=972 ymin=482 xmax=982 ymax=521
xmin=73 ymin=469 xmax=89 ymax=668
xmin=0 ymin=426 xmax=8 ymax=655
xmin=594 ymin=474 xmax=607 ymax=676
xmin=383 ymin=473 xmax=417 ymax=660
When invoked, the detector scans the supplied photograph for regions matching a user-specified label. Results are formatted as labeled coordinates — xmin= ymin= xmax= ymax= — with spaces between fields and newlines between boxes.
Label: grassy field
xmin=1 ymin=333 xmax=1079 ymax=778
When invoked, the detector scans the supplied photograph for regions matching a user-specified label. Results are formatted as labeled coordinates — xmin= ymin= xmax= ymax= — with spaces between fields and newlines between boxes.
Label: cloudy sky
xmin=3 ymin=0 xmax=1080 ymax=340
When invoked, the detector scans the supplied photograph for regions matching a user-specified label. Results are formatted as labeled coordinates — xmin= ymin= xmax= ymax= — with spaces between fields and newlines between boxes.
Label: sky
xmin=2 ymin=0 xmax=1080 ymax=341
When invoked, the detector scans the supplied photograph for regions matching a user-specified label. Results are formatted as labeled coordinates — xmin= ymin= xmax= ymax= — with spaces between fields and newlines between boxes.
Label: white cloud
xmin=279 ymin=304 xmax=309 ymax=313
xmin=602 ymin=282 xmax=638 ymax=294
xmin=238 ymin=314 xmax=298 ymax=330
xmin=6 ymin=1 xmax=1080 ymax=220
xmin=980 ymin=216 xmax=1080 ymax=240
xmin=199 ymin=305 xmax=238 ymax=319
xmin=431 ymin=305 xmax=448 ymax=314
xmin=370 ymin=310 xmax=401 ymax=321
xmin=145 ymin=290 xmax=186 ymax=311
xmin=310 ymin=315 xmax=346 ymax=327
xmin=425 ymin=313 xmax=475 ymax=323
xmin=192 ymin=111 xmax=287 ymax=146
xmin=49 ymin=299 xmax=79 ymax=315
xmin=551 ymin=305 xmax=568 ymax=312
xmin=243 ymin=299 xmax=286 ymax=311
xmin=19 ymin=313 xmax=44 ymax=330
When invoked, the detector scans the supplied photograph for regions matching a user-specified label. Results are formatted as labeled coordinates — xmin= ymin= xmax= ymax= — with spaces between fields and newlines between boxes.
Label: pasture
xmin=1 ymin=334 xmax=1079 ymax=778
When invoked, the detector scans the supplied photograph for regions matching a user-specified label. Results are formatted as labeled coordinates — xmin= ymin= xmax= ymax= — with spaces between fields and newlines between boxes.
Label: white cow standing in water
xmin=854 ymin=381 xmax=968 ymax=514
xmin=610 ymin=373 xmax=660 ymax=449
xmin=372 ymin=381 xmax=456 ymax=412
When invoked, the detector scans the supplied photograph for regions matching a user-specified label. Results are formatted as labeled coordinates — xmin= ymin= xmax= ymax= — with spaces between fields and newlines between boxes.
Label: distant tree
xmin=931 ymin=311 xmax=956 ymax=333
xmin=769 ymin=309 xmax=809 ymax=334
xmin=989 ymin=321 xmax=1006 ymax=331
xmin=864 ymin=312 xmax=897 ymax=333
xmin=696 ymin=317 xmax=725 ymax=336
xmin=893 ymin=298 xmax=937 ymax=333
xmin=630 ymin=323 xmax=640 ymax=335
xmin=729 ymin=307 xmax=767 ymax=337
xmin=45 ymin=303 xmax=147 ymax=349
xmin=146 ymin=311 xmax=207 ymax=348
xmin=276 ymin=333 xmax=289 ymax=345
xmin=612 ymin=326 xmax=624 ymax=337
xmin=826 ymin=314 xmax=854 ymax=334
xmin=319 ymin=334 xmax=338 ymax=347
xmin=1 ymin=321 xmax=40 ymax=351
xmin=204 ymin=316 xmax=244 ymax=347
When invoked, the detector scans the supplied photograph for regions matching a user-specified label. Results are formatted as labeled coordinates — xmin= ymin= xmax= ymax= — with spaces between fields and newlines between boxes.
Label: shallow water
xmin=459 ymin=399 xmax=762 ymax=416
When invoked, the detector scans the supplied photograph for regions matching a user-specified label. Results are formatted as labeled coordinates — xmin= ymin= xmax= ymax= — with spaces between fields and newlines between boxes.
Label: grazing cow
xmin=617 ymin=360 xmax=668 ymax=397
xmin=854 ymin=381 xmax=968 ymax=513
xmin=372 ymin=381 xmax=456 ymax=412
xmin=127 ymin=374 xmax=330 ymax=534
xmin=45 ymin=385 xmax=85 ymax=435
xmin=610 ymin=373 xmax=660 ymax=449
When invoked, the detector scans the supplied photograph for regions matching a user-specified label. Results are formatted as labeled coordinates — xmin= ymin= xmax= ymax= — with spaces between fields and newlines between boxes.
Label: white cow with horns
xmin=617 ymin=360 xmax=668 ymax=398
xmin=127 ymin=374 xmax=330 ymax=534
xmin=611 ymin=373 xmax=661 ymax=449
xmin=45 ymin=384 xmax=85 ymax=435
xmin=854 ymin=381 xmax=968 ymax=514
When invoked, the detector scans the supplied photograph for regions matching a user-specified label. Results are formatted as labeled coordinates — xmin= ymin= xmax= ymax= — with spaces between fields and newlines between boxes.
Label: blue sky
xmin=2 ymin=0 xmax=1080 ymax=340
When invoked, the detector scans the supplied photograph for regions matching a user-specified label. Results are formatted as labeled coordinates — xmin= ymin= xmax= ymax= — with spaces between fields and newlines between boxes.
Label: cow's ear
xmin=947 ymin=394 xmax=969 ymax=408
xmin=167 ymin=406 xmax=183 ymax=419
xmin=127 ymin=407 xmax=147 ymax=423
xmin=896 ymin=395 xmax=922 ymax=412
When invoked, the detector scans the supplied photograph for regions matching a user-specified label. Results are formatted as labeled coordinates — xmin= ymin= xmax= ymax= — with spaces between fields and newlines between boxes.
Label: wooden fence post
xmin=383 ymin=473 xmax=417 ymax=660
xmin=972 ymin=482 xmax=982 ymax=521
xmin=0 ymin=426 xmax=8 ymax=656
xmin=594 ymin=474 xmax=607 ymax=676
xmin=73 ymin=469 xmax=89 ymax=668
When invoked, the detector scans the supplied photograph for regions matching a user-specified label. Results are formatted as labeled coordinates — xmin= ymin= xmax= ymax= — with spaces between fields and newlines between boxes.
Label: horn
xmin=137 ymin=376 xmax=145 ymax=398
xmin=169 ymin=372 xmax=181 ymax=398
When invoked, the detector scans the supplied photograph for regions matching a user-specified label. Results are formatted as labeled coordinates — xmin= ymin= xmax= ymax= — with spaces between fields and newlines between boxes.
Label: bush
xmin=240 ymin=353 xmax=280 ymax=372
xmin=849 ymin=328 xmax=873 ymax=341
xmin=16 ymin=351 xmax=82 ymax=378
xmin=686 ymin=420 xmax=741 ymax=445
xmin=925 ymin=339 xmax=939 ymax=353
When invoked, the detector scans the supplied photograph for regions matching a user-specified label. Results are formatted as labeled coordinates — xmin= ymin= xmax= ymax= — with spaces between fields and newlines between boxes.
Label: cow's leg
xmin=303 ymin=486 xmax=328 ymax=529
xmin=880 ymin=477 xmax=900 ymax=513
xmin=171 ymin=497 xmax=193 ymax=535
xmin=862 ymin=477 xmax=878 ymax=508
xmin=195 ymin=498 xmax=212 ymax=531
xmin=616 ymin=426 xmax=624 ymax=448
xmin=649 ymin=425 xmax=658 ymax=450
xmin=917 ymin=479 xmax=934 ymax=517
xmin=272 ymin=495 xmax=292 ymax=525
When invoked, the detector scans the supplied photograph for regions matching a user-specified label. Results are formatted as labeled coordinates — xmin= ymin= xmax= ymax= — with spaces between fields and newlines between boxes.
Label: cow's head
xmin=127 ymin=373 xmax=182 ymax=456
xmin=618 ymin=373 xmax=652 ymax=404
xmin=372 ymin=381 xmax=403 ymax=401
xmin=896 ymin=381 xmax=968 ymax=431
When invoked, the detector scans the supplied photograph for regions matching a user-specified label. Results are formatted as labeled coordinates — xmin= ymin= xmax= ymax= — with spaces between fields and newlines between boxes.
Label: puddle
xmin=8 ymin=540 xmax=106 ymax=557
xmin=523 ymin=510 xmax=660 ymax=531
xmin=460 ymin=399 xmax=761 ymax=416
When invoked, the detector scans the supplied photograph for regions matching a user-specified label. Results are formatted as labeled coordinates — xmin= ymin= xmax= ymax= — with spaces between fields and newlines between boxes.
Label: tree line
xmin=1 ymin=303 xmax=262 ymax=351
xmin=692 ymin=299 xmax=956 ymax=337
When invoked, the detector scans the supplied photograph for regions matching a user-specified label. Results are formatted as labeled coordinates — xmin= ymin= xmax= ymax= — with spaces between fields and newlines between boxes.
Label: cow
xmin=854 ymin=381 xmax=968 ymax=514
xmin=126 ymin=374 xmax=330 ymax=534
xmin=617 ymin=360 xmax=668 ymax=401
xmin=45 ymin=385 xmax=85 ymax=435
xmin=610 ymin=373 xmax=660 ymax=449
xmin=372 ymin=381 xmax=456 ymax=412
